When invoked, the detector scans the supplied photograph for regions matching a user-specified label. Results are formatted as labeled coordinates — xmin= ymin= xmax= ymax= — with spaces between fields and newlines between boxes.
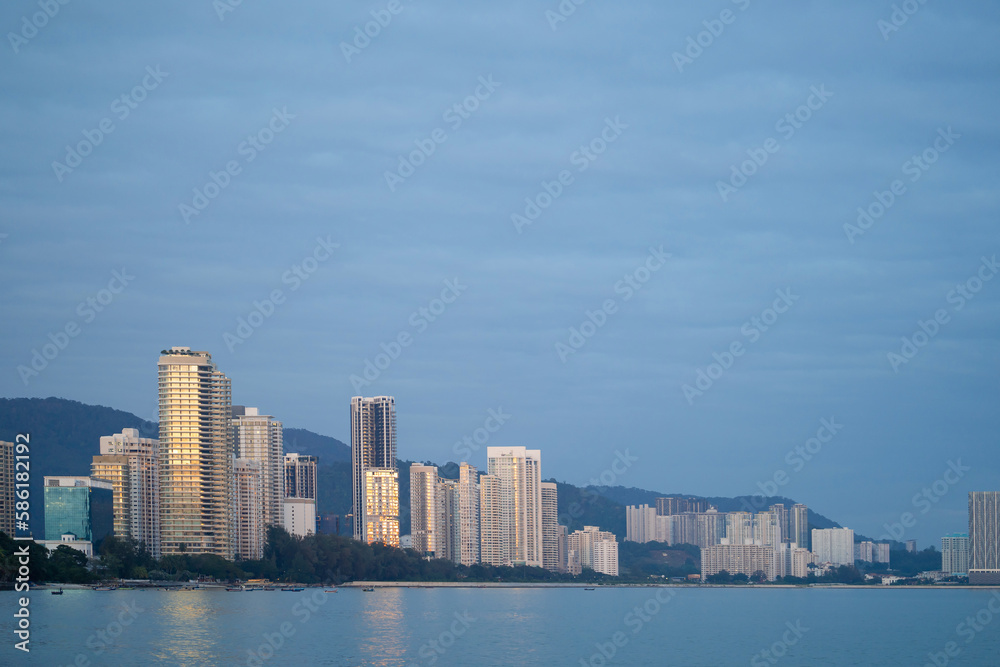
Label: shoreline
xmin=340 ymin=581 xmax=1000 ymax=590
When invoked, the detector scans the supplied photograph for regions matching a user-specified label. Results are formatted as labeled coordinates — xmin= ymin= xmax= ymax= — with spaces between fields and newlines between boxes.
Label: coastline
xmin=340 ymin=581 xmax=1000 ymax=590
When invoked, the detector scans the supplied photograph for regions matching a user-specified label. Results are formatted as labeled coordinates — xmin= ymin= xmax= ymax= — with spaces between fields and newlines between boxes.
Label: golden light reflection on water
xmin=147 ymin=591 xmax=219 ymax=665
xmin=355 ymin=588 xmax=410 ymax=665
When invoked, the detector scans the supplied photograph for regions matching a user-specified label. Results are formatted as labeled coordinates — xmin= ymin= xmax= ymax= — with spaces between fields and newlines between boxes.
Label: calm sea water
xmin=3 ymin=587 xmax=1000 ymax=666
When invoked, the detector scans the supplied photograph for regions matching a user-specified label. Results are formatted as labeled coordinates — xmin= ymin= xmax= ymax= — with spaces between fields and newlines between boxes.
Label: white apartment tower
xmin=232 ymin=407 xmax=284 ymax=528
xmin=485 ymin=447 xmax=542 ymax=567
xmin=233 ymin=458 xmax=266 ymax=560
xmin=541 ymin=482 xmax=560 ymax=571
xmin=158 ymin=347 xmax=233 ymax=558
xmin=351 ymin=396 xmax=397 ymax=544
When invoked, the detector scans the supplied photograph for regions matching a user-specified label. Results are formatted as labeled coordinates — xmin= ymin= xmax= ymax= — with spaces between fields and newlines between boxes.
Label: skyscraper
xmin=625 ymin=504 xmax=657 ymax=543
xmin=0 ymin=441 xmax=13 ymax=538
xmin=941 ymin=533 xmax=969 ymax=576
xmin=567 ymin=525 xmax=618 ymax=575
xmin=232 ymin=407 xmax=284 ymax=527
xmin=90 ymin=454 xmax=130 ymax=539
xmin=479 ymin=474 xmax=503 ymax=566
xmin=969 ymin=492 xmax=1000 ymax=584
xmin=158 ymin=347 xmax=233 ymax=557
xmin=233 ymin=458 xmax=266 ymax=560
xmin=457 ymin=463 xmax=480 ymax=566
xmin=410 ymin=464 xmax=438 ymax=556
xmin=43 ymin=476 xmax=114 ymax=543
xmin=791 ymin=504 xmax=809 ymax=549
xmin=94 ymin=428 xmax=161 ymax=557
xmin=351 ymin=396 xmax=397 ymax=543
xmin=363 ymin=467 xmax=399 ymax=546
xmin=485 ymin=447 xmax=542 ymax=567
xmin=541 ymin=482 xmax=559 ymax=571
xmin=812 ymin=528 xmax=854 ymax=566
xmin=283 ymin=453 xmax=318 ymax=500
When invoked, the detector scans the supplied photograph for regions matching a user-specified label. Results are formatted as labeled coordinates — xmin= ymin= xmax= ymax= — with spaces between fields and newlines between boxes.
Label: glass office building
xmin=43 ymin=476 xmax=114 ymax=543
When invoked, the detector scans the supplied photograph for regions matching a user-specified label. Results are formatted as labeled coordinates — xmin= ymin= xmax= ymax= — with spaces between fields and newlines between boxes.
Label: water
xmin=3 ymin=586 xmax=1000 ymax=666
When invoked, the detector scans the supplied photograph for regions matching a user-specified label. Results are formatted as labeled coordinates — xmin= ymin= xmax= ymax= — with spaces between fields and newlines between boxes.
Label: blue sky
xmin=2 ymin=0 xmax=998 ymax=546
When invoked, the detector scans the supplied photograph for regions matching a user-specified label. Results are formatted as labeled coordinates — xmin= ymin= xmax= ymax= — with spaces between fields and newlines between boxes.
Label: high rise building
xmin=812 ymin=528 xmax=854 ymax=566
xmin=486 ymin=447 xmax=542 ymax=567
xmin=941 ymin=533 xmax=969 ymax=576
xmin=969 ymin=492 xmax=1000 ymax=584
xmin=232 ymin=407 xmax=284 ymax=527
xmin=873 ymin=542 xmax=890 ymax=564
xmin=725 ymin=512 xmax=754 ymax=546
xmin=568 ymin=526 xmax=618 ymax=576
xmin=755 ymin=510 xmax=782 ymax=548
xmin=0 ymin=441 xmax=16 ymax=537
xmin=701 ymin=544 xmax=775 ymax=581
xmin=480 ymin=474 xmax=503 ymax=566
xmin=282 ymin=497 xmax=316 ymax=538
xmin=457 ymin=463 xmax=480 ymax=566
xmin=410 ymin=464 xmax=438 ymax=556
xmin=541 ymin=482 xmax=559 ymax=571
xmin=97 ymin=428 xmax=160 ymax=557
xmin=435 ymin=478 xmax=461 ymax=561
xmin=90 ymin=454 xmax=130 ymax=539
xmin=593 ymin=539 xmax=619 ymax=577
xmin=625 ymin=504 xmax=657 ymax=543
xmin=906 ymin=539 xmax=917 ymax=553
xmin=769 ymin=504 xmax=789 ymax=543
xmin=363 ymin=467 xmax=399 ymax=546
xmin=791 ymin=504 xmax=809 ymax=549
xmin=283 ymin=453 xmax=318 ymax=500
xmin=791 ymin=548 xmax=813 ymax=578
xmin=655 ymin=497 xmax=706 ymax=516
xmin=43 ymin=476 xmax=114 ymax=543
xmin=556 ymin=524 xmax=569 ymax=573
xmin=351 ymin=396 xmax=397 ymax=543
xmin=233 ymin=458 xmax=266 ymax=560
xmin=158 ymin=347 xmax=233 ymax=558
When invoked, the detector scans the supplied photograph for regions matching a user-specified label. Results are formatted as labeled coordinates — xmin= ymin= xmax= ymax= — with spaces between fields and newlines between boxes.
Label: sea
xmin=3 ymin=586 xmax=1000 ymax=666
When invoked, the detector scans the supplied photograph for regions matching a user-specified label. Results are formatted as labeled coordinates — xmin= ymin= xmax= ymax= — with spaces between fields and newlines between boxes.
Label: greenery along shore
xmin=1 ymin=528 xmax=945 ymax=586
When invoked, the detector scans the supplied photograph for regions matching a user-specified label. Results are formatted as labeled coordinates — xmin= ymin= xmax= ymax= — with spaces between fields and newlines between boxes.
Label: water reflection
xmin=147 ymin=591 xmax=219 ymax=664
xmin=355 ymin=588 xmax=410 ymax=665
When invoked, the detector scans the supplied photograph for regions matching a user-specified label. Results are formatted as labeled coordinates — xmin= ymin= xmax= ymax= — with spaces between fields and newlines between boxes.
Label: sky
xmin=1 ymin=0 xmax=998 ymax=547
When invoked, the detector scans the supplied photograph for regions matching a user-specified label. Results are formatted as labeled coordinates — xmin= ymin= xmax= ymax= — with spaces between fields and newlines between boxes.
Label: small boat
xmin=94 ymin=586 xmax=117 ymax=591
xmin=362 ymin=587 xmax=375 ymax=592
xmin=325 ymin=589 xmax=338 ymax=593
xmin=51 ymin=589 xmax=64 ymax=595
xmin=584 ymin=587 xmax=596 ymax=591
xmin=282 ymin=587 xmax=305 ymax=592
xmin=263 ymin=587 xmax=276 ymax=591
xmin=226 ymin=586 xmax=245 ymax=592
